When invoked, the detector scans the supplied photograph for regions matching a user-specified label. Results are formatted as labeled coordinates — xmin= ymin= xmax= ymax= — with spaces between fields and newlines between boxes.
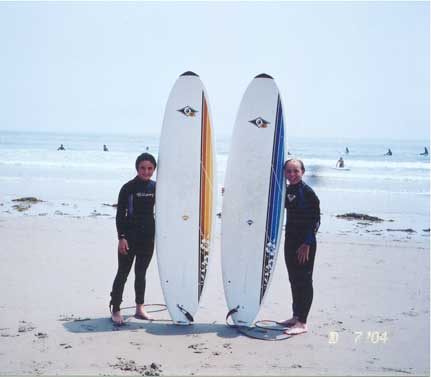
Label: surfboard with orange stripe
xmin=156 ymin=71 xmax=216 ymax=325
xmin=198 ymin=92 xmax=214 ymax=300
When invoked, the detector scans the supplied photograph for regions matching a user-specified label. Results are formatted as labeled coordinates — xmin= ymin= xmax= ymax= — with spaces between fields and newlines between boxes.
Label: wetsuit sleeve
xmin=303 ymin=188 xmax=321 ymax=246
xmin=116 ymin=184 xmax=129 ymax=240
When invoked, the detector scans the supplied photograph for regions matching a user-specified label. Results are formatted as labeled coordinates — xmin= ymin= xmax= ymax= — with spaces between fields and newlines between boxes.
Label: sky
xmin=0 ymin=1 xmax=429 ymax=140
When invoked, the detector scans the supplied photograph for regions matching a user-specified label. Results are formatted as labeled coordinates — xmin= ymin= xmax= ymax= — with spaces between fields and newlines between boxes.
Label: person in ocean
xmin=345 ymin=147 xmax=349 ymax=154
xmin=336 ymin=157 xmax=345 ymax=168
xmin=103 ymin=144 xmax=109 ymax=152
xmin=110 ymin=152 xmax=157 ymax=325
xmin=278 ymin=159 xmax=321 ymax=336
xmin=57 ymin=144 xmax=65 ymax=151
xmin=420 ymin=147 xmax=428 ymax=156
xmin=385 ymin=148 xmax=392 ymax=156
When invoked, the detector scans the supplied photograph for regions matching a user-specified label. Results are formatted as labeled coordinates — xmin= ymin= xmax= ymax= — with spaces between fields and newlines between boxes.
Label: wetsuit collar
xmin=134 ymin=176 xmax=150 ymax=184
xmin=288 ymin=180 xmax=303 ymax=189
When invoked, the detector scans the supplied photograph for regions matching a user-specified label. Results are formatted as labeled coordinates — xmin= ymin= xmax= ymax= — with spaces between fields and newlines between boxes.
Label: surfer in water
xmin=279 ymin=159 xmax=320 ymax=335
xmin=420 ymin=147 xmax=428 ymax=156
xmin=345 ymin=147 xmax=349 ymax=154
xmin=384 ymin=148 xmax=392 ymax=156
xmin=57 ymin=144 xmax=65 ymax=151
xmin=336 ymin=157 xmax=345 ymax=168
xmin=109 ymin=152 xmax=157 ymax=325
xmin=103 ymin=144 xmax=109 ymax=152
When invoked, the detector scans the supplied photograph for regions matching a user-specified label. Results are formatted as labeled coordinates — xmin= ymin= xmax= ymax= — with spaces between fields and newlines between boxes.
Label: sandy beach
xmin=0 ymin=215 xmax=429 ymax=376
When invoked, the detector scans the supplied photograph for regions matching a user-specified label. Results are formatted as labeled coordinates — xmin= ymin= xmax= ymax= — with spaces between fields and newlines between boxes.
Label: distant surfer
xmin=57 ymin=144 xmax=65 ymax=151
xmin=109 ymin=152 xmax=157 ymax=325
xmin=103 ymin=144 xmax=109 ymax=152
xmin=278 ymin=159 xmax=320 ymax=336
xmin=336 ymin=157 xmax=345 ymax=168
xmin=384 ymin=148 xmax=392 ymax=156
xmin=420 ymin=147 xmax=428 ymax=156
xmin=345 ymin=147 xmax=349 ymax=154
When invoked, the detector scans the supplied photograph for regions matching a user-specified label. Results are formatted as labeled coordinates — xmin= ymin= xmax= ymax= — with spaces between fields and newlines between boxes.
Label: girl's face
xmin=284 ymin=161 xmax=304 ymax=185
xmin=137 ymin=160 xmax=155 ymax=181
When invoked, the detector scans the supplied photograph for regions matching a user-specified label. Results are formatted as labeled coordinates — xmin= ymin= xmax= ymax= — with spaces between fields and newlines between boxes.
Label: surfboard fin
xmin=225 ymin=305 xmax=240 ymax=322
xmin=177 ymin=304 xmax=194 ymax=322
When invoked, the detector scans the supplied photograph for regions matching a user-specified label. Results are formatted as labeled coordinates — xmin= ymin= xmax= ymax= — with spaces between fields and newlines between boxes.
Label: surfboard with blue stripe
xmin=260 ymin=96 xmax=285 ymax=303
xmin=221 ymin=74 xmax=286 ymax=327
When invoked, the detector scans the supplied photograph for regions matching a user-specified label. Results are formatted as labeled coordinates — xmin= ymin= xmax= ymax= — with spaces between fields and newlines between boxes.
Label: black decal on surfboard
xmin=247 ymin=220 xmax=254 ymax=226
xmin=255 ymin=73 xmax=274 ymax=79
xmin=180 ymin=71 xmax=199 ymax=77
xmin=249 ymin=117 xmax=270 ymax=129
xmin=178 ymin=106 xmax=198 ymax=117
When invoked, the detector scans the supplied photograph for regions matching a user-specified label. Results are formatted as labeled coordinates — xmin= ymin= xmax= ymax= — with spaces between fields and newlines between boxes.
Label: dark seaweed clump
xmin=336 ymin=213 xmax=384 ymax=222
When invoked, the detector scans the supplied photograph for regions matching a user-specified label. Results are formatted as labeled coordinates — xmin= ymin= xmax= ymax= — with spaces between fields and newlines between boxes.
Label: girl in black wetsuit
xmin=110 ymin=153 xmax=157 ymax=325
xmin=279 ymin=159 xmax=320 ymax=335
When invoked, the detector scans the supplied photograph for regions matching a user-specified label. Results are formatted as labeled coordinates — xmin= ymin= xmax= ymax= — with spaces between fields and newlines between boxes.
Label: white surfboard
xmin=156 ymin=71 xmax=216 ymax=325
xmin=221 ymin=74 xmax=286 ymax=327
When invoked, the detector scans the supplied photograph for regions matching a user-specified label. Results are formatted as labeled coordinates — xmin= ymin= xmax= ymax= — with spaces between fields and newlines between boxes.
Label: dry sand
xmin=0 ymin=216 xmax=429 ymax=376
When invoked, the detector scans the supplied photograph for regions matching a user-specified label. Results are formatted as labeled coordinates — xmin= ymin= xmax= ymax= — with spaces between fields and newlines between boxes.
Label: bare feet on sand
xmin=277 ymin=316 xmax=299 ymax=327
xmin=135 ymin=304 xmax=154 ymax=320
xmin=285 ymin=322 xmax=308 ymax=335
xmin=111 ymin=310 xmax=124 ymax=325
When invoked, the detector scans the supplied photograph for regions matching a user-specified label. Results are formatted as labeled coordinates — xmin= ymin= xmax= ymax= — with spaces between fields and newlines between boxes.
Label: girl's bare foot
xmin=135 ymin=304 xmax=154 ymax=320
xmin=111 ymin=310 xmax=124 ymax=325
xmin=285 ymin=322 xmax=308 ymax=335
xmin=277 ymin=316 xmax=298 ymax=327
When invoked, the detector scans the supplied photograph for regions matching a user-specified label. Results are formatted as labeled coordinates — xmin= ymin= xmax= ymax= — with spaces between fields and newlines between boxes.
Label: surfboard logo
xmin=287 ymin=194 xmax=296 ymax=202
xmin=249 ymin=117 xmax=270 ymax=129
xmin=178 ymin=106 xmax=198 ymax=117
xmin=247 ymin=220 xmax=254 ymax=226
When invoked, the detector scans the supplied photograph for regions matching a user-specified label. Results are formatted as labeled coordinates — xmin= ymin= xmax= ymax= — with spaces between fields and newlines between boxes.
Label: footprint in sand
xmin=18 ymin=321 xmax=36 ymax=333
xmin=188 ymin=343 xmax=208 ymax=354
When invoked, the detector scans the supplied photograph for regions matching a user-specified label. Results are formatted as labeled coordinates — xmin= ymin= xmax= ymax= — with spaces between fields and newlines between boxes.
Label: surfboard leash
xmin=116 ymin=304 xmax=167 ymax=314
xmin=225 ymin=306 xmax=292 ymax=341
xmin=110 ymin=304 xmax=195 ymax=324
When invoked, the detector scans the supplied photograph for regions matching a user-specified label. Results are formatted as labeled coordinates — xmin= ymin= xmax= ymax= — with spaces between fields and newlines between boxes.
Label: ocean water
xmin=0 ymin=130 xmax=429 ymax=242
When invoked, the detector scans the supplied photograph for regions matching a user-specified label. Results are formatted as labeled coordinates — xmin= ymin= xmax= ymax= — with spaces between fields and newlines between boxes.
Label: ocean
xmin=0 ymin=130 xmax=429 ymax=242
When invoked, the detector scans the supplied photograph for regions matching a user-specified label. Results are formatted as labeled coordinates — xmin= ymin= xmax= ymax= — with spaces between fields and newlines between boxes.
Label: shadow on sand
xmin=62 ymin=316 xmax=288 ymax=340
xmin=62 ymin=315 xmax=240 ymax=339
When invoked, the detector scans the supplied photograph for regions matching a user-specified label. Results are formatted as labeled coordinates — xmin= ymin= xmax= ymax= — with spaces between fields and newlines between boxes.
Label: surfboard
xmin=155 ymin=71 xmax=216 ymax=325
xmin=221 ymin=74 xmax=286 ymax=327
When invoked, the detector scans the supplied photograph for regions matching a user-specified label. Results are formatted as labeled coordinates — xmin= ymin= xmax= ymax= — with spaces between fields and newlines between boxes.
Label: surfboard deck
xmin=221 ymin=74 xmax=286 ymax=327
xmin=155 ymin=71 xmax=216 ymax=324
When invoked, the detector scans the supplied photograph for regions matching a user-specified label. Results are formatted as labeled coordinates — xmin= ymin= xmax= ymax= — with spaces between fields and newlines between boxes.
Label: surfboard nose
xmin=180 ymin=71 xmax=199 ymax=77
xmin=255 ymin=73 xmax=273 ymax=79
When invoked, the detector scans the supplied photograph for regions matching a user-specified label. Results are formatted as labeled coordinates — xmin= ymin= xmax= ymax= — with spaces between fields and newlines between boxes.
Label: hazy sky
xmin=0 ymin=1 xmax=429 ymax=140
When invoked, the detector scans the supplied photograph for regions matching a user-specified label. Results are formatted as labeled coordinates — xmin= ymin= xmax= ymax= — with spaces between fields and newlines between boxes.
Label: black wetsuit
xmin=110 ymin=177 xmax=156 ymax=311
xmin=284 ymin=180 xmax=320 ymax=324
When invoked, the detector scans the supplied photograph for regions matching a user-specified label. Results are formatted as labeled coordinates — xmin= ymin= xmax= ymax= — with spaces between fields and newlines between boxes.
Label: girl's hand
xmin=296 ymin=244 xmax=310 ymax=264
xmin=118 ymin=239 xmax=129 ymax=255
